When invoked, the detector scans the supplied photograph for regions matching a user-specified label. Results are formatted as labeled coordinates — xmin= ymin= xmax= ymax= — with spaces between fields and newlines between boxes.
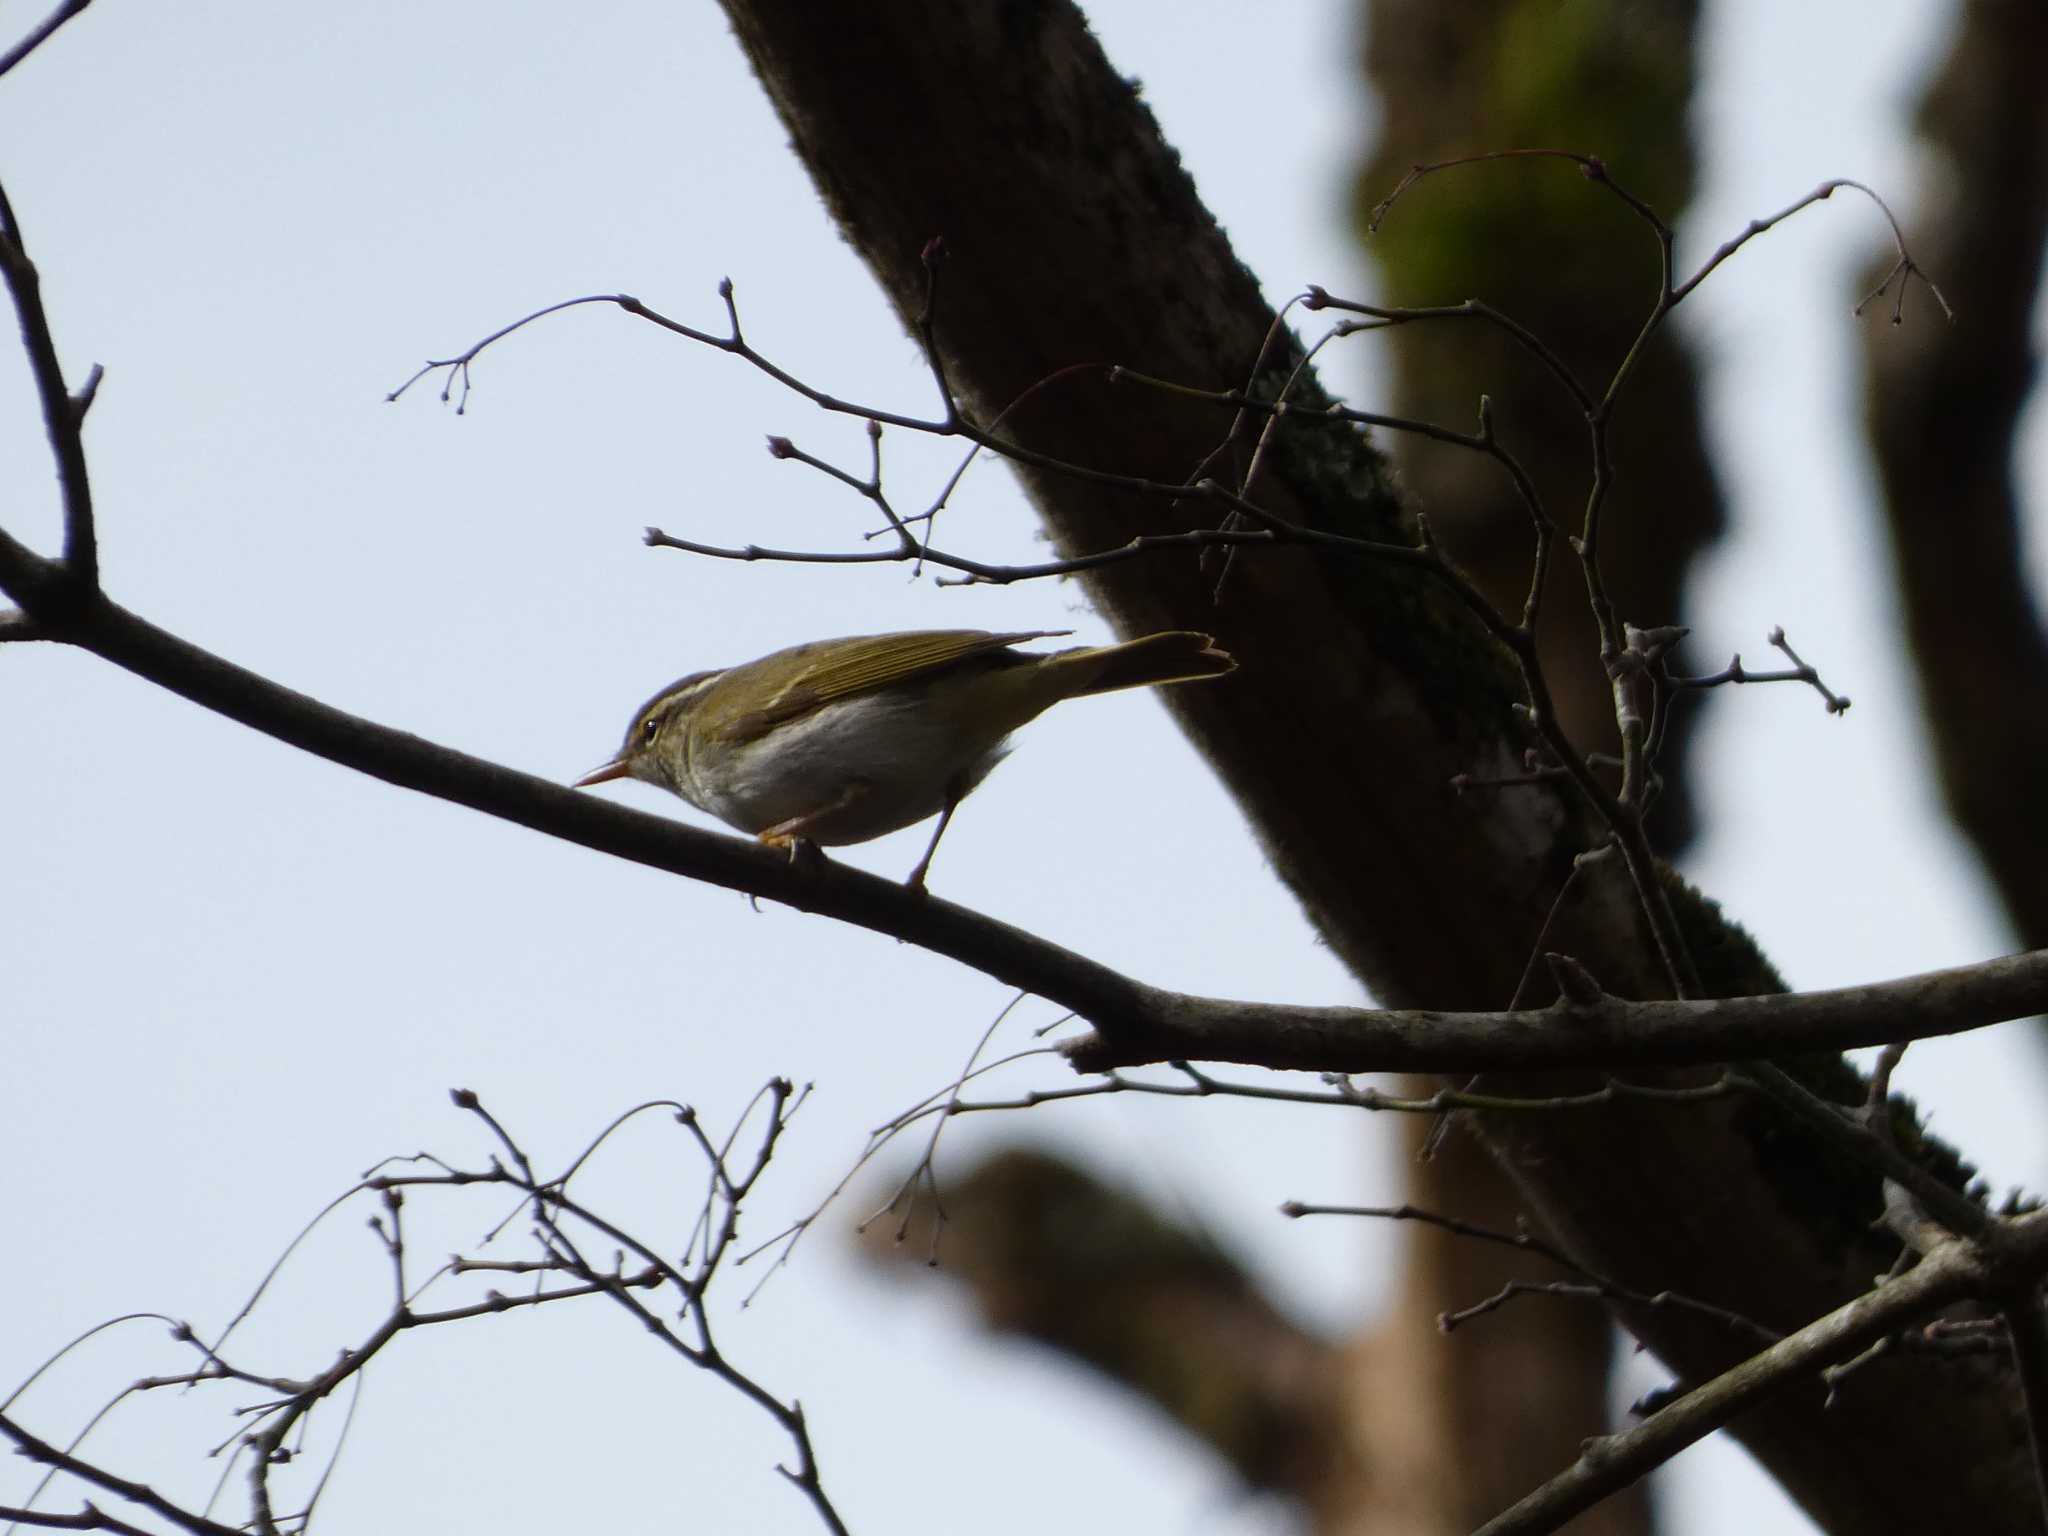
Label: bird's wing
xmin=718 ymin=629 xmax=1071 ymax=739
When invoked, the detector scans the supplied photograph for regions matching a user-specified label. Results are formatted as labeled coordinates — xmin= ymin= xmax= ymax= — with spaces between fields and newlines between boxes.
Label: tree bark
xmin=715 ymin=3 xmax=2031 ymax=1529
xmin=1862 ymin=0 xmax=2048 ymax=966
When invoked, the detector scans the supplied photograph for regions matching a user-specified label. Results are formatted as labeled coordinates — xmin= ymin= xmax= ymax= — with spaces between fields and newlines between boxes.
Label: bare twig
xmin=1355 ymin=152 xmax=1937 ymax=1005
xmin=1302 ymin=284 xmax=1595 ymax=415
xmin=864 ymin=992 xmax=1028 ymax=1256
xmin=1675 ymin=178 xmax=1949 ymax=319
xmin=1281 ymin=1202 xmax=1779 ymax=1347
xmin=645 ymin=517 xmax=1280 ymax=586
xmin=1669 ymin=626 xmax=1850 ymax=713
xmin=935 ymin=1064 xmax=1738 ymax=1123
xmin=0 ymin=1089 xmax=849 ymax=1536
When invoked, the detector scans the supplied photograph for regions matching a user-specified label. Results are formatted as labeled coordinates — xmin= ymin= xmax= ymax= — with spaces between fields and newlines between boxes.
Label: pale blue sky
xmin=2 ymin=3 xmax=2039 ymax=1533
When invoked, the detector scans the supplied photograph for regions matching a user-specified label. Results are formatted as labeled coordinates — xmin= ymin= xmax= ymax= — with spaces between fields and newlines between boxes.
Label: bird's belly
xmin=685 ymin=693 xmax=1006 ymax=845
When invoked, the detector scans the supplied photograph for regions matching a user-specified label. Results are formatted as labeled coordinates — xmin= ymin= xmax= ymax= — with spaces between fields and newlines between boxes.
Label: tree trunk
xmin=716 ymin=3 xmax=2032 ymax=1528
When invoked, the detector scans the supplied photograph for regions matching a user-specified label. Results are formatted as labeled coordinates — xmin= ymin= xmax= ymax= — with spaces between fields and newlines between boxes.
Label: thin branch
xmin=395 ymin=289 xmax=1477 ymax=591
xmin=0 ymin=0 xmax=92 ymax=81
xmin=0 ymin=1411 xmax=246 ymax=1536
xmin=1369 ymin=149 xmax=1666 ymax=243
xmin=866 ymin=993 xmax=1026 ymax=1253
xmin=1302 ymin=285 xmax=1596 ymax=416
xmin=1368 ymin=153 xmax=1947 ymax=324
xmin=1357 ymin=151 xmax=1942 ymax=1003
xmin=1475 ymin=1213 xmax=2044 ymax=1536
xmin=0 ymin=1502 xmax=163 ymax=1535
xmin=1282 ymin=1202 xmax=1780 ymax=1347
xmin=644 ymin=520 xmax=1280 ymax=585
xmin=1669 ymin=626 xmax=1850 ymax=713
xmin=0 ymin=1316 xmax=186 ymax=1419
xmin=1675 ymin=177 xmax=1951 ymax=321
xmin=389 ymin=288 xmax=952 ymax=431
xmin=1103 ymin=361 xmax=1558 ymax=580
xmin=0 ymin=1074 xmax=851 ymax=1536
xmin=930 ymin=1063 xmax=1736 ymax=1125
xmin=908 ymin=236 xmax=960 ymax=428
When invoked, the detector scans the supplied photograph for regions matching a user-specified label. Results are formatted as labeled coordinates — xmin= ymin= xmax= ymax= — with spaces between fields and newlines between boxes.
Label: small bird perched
xmin=575 ymin=627 xmax=1235 ymax=889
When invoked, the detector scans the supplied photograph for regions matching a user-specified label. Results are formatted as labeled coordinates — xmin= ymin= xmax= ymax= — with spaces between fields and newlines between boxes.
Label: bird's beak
xmin=573 ymin=757 xmax=632 ymax=788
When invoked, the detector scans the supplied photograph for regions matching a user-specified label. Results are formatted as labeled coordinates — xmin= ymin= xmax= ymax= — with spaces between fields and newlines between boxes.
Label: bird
xmin=575 ymin=627 xmax=1235 ymax=889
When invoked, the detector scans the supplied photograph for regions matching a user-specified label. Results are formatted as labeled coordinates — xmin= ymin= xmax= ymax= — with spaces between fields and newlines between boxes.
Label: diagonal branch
xmin=0 ymin=0 xmax=93 ymax=81
xmin=3 ymin=530 xmax=2045 ymax=1088
xmin=1477 ymin=1211 xmax=2048 ymax=1536
xmin=0 ymin=1410 xmax=245 ymax=1536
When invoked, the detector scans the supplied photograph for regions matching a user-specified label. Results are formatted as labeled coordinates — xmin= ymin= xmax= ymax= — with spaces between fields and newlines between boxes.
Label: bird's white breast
xmin=679 ymin=690 xmax=1009 ymax=845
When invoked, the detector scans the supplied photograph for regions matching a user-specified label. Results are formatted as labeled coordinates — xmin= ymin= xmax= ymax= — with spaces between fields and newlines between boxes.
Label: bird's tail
xmin=1058 ymin=630 xmax=1236 ymax=695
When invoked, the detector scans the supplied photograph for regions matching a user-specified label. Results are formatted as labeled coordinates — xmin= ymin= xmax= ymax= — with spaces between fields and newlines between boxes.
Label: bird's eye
xmin=641 ymin=717 xmax=660 ymax=744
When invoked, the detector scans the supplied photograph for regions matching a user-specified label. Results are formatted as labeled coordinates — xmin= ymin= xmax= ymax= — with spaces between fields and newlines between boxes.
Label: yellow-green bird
xmin=576 ymin=628 xmax=1235 ymax=888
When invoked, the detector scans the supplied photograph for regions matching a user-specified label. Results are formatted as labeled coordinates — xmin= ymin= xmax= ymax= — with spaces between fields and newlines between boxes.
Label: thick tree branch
xmin=1061 ymin=949 xmax=2048 ymax=1074
xmin=4 ymin=526 xmax=2045 ymax=1082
